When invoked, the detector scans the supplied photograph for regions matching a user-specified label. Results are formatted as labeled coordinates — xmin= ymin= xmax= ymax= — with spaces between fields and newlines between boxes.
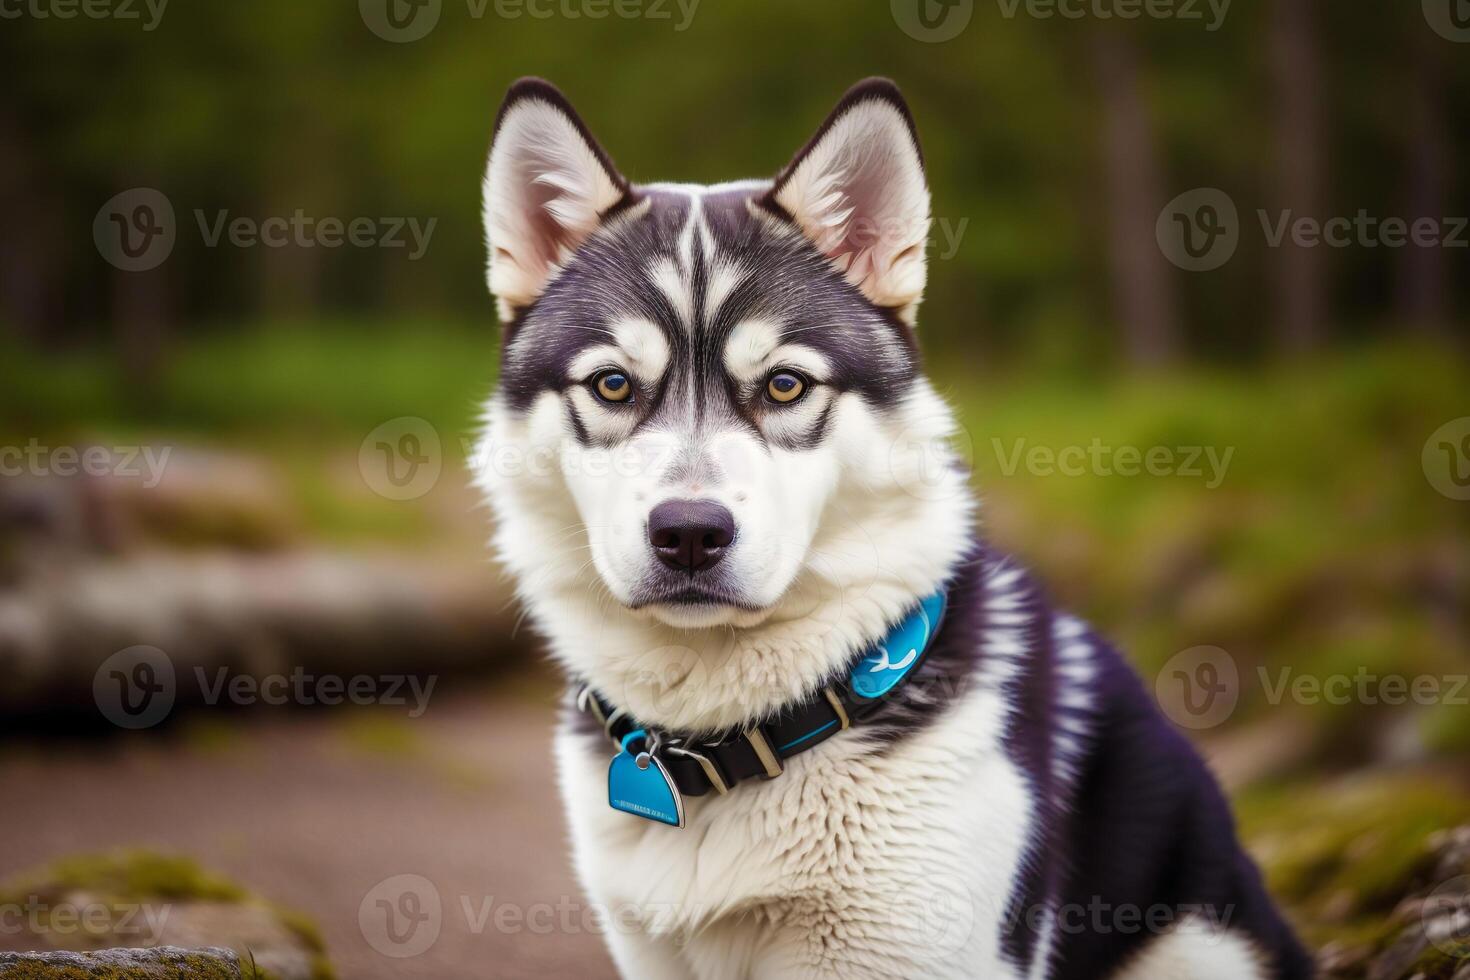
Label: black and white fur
xmin=473 ymin=77 xmax=1312 ymax=980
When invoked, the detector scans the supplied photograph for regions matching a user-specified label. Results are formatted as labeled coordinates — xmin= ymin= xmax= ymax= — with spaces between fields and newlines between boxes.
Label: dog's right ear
xmin=482 ymin=78 xmax=630 ymax=323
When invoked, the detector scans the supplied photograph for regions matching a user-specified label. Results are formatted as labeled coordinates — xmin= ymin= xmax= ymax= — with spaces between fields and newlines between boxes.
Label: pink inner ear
xmin=813 ymin=148 xmax=920 ymax=292
xmin=770 ymin=95 xmax=930 ymax=315
xmin=520 ymin=164 xmax=575 ymax=276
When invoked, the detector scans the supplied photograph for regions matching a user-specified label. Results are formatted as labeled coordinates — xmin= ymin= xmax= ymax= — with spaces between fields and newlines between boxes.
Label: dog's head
xmin=476 ymin=78 xmax=971 ymax=719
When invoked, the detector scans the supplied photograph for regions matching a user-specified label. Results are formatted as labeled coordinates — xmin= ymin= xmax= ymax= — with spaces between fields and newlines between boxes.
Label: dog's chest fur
xmin=557 ymin=685 xmax=1032 ymax=978
xmin=551 ymin=553 xmax=1060 ymax=980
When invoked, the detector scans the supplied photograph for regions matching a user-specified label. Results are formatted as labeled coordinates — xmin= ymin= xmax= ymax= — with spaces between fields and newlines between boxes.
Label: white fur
xmin=483 ymin=97 xmax=624 ymax=320
xmin=772 ymin=98 xmax=931 ymax=322
xmin=1113 ymin=919 xmax=1267 ymax=980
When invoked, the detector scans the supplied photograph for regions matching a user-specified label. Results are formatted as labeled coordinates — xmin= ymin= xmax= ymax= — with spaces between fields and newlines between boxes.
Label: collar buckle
xmin=743 ymin=726 xmax=784 ymax=779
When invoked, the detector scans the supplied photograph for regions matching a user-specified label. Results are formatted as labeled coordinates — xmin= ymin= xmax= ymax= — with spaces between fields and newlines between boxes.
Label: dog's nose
xmin=647 ymin=499 xmax=736 ymax=572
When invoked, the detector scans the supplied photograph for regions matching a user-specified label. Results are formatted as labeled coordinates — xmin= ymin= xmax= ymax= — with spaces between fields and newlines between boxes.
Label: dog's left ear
xmin=482 ymin=78 xmax=630 ymax=323
xmin=765 ymin=78 xmax=931 ymax=321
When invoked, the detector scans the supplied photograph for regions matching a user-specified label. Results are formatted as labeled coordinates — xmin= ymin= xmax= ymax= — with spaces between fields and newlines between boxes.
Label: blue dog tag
xmin=607 ymin=730 xmax=685 ymax=828
xmin=850 ymin=591 xmax=946 ymax=701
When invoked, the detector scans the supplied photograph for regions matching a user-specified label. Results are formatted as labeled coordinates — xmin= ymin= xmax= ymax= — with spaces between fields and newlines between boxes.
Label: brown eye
xmin=593 ymin=370 xmax=634 ymax=403
xmin=766 ymin=371 xmax=807 ymax=404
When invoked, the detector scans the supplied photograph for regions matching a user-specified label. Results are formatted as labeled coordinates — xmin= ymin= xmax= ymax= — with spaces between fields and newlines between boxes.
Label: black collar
xmin=575 ymin=590 xmax=948 ymax=800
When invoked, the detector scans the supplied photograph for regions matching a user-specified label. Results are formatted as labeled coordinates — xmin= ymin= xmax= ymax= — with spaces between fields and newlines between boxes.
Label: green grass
xmin=0 ymin=318 xmax=498 ymax=444
xmin=938 ymin=343 xmax=1468 ymax=734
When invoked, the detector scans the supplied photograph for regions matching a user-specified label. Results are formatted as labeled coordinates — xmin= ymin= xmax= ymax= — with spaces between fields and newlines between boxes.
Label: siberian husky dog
xmin=473 ymin=77 xmax=1311 ymax=980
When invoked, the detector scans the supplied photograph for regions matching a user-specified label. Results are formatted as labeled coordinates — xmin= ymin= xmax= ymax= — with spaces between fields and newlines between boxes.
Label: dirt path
xmin=0 ymin=681 xmax=617 ymax=979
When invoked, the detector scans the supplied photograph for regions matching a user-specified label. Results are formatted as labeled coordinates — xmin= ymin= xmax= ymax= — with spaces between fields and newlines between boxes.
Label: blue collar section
xmin=589 ymin=587 xmax=951 ymax=822
xmin=849 ymin=590 xmax=947 ymax=701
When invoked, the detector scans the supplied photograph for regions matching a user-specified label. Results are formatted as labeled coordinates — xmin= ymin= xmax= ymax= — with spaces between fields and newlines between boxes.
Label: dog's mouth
xmin=628 ymin=584 xmax=765 ymax=612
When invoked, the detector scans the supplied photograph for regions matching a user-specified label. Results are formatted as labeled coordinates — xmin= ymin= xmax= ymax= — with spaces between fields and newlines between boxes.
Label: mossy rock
xmin=0 ymin=854 xmax=331 ymax=980
xmin=1238 ymin=773 xmax=1470 ymax=978
xmin=0 ymin=946 xmax=240 ymax=979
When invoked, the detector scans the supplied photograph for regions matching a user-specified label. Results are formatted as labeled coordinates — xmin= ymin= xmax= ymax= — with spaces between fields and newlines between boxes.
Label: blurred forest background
xmin=1 ymin=1 xmax=1468 ymax=978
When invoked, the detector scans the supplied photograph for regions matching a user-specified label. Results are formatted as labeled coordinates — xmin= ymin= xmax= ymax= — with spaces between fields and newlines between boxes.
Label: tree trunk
xmin=113 ymin=264 xmax=170 ymax=392
xmin=0 ymin=106 xmax=58 ymax=344
xmin=1398 ymin=27 xmax=1450 ymax=336
xmin=1091 ymin=28 xmax=1178 ymax=367
xmin=1268 ymin=0 xmax=1328 ymax=354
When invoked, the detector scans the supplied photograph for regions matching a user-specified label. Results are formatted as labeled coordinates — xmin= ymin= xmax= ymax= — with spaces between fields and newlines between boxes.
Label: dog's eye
xmin=592 ymin=370 xmax=634 ymax=404
xmin=765 ymin=371 xmax=807 ymax=405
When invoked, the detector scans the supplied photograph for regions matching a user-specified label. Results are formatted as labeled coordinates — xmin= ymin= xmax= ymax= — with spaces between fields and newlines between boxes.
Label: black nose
xmin=647 ymin=499 xmax=736 ymax=572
